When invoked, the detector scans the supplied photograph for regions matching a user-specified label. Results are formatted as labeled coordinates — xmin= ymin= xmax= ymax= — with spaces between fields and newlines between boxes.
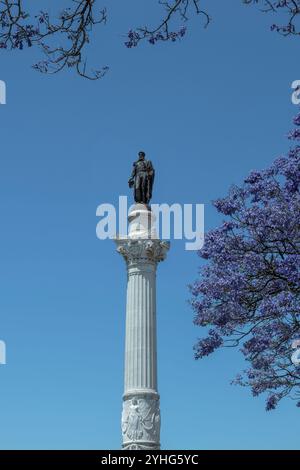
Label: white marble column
xmin=115 ymin=204 xmax=169 ymax=450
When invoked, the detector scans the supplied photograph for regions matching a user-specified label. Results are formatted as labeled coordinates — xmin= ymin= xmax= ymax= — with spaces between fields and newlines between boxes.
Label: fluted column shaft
xmin=125 ymin=261 xmax=157 ymax=392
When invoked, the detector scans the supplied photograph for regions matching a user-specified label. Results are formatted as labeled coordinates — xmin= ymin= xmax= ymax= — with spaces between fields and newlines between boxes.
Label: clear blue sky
xmin=0 ymin=0 xmax=299 ymax=450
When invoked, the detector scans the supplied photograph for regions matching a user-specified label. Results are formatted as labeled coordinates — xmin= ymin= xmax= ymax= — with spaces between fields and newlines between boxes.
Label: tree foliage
xmin=0 ymin=0 xmax=108 ymax=79
xmin=190 ymin=113 xmax=300 ymax=410
xmin=1 ymin=1 xmax=300 ymax=79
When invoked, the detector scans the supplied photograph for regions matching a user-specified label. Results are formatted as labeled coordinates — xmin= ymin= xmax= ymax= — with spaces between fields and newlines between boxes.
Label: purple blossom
xmin=194 ymin=330 xmax=223 ymax=359
xmin=266 ymin=394 xmax=280 ymax=411
xmin=125 ymin=26 xmax=187 ymax=48
xmin=125 ymin=30 xmax=140 ymax=48
xmin=190 ymin=111 xmax=300 ymax=410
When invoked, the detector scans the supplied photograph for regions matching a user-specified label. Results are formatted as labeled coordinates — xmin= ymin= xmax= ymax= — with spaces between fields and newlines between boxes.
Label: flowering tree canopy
xmin=1 ymin=1 xmax=300 ymax=79
xmin=190 ymin=113 xmax=300 ymax=410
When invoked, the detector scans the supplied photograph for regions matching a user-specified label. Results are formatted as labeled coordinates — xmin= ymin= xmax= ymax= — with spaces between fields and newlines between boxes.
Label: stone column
xmin=115 ymin=204 xmax=169 ymax=450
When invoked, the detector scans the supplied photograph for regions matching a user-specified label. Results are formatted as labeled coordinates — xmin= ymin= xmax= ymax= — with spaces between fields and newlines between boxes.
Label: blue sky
xmin=0 ymin=0 xmax=299 ymax=449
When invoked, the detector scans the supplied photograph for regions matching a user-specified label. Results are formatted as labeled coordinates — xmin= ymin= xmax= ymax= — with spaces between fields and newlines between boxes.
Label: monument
xmin=115 ymin=151 xmax=169 ymax=450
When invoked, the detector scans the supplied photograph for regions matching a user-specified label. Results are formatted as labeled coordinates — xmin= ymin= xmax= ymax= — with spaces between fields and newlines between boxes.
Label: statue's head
xmin=138 ymin=151 xmax=145 ymax=161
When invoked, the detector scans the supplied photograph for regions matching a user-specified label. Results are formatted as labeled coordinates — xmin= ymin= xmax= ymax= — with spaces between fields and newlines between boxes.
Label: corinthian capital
xmin=116 ymin=239 xmax=170 ymax=265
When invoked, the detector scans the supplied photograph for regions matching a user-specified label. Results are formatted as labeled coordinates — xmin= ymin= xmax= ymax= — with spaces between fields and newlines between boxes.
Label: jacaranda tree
xmin=190 ymin=113 xmax=300 ymax=410
xmin=1 ymin=1 xmax=300 ymax=79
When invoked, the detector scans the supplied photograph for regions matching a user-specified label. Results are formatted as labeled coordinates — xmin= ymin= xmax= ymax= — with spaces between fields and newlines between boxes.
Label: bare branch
xmin=125 ymin=0 xmax=210 ymax=48
xmin=0 ymin=0 xmax=108 ymax=79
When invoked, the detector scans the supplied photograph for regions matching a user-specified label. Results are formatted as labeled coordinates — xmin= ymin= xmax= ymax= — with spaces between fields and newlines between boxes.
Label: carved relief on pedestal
xmin=122 ymin=395 xmax=160 ymax=448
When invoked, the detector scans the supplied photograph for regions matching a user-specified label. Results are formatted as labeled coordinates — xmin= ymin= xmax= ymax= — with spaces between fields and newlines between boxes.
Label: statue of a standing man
xmin=128 ymin=151 xmax=155 ymax=205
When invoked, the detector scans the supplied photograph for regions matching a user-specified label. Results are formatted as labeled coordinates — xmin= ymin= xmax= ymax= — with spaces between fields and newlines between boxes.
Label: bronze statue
xmin=128 ymin=151 xmax=155 ymax=205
